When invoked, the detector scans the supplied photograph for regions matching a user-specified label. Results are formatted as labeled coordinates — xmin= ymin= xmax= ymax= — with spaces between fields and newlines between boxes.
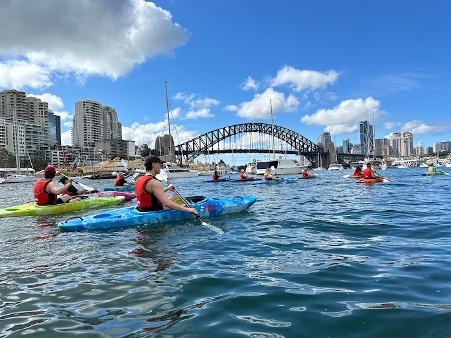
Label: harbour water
xmin=0 ymin=167 xmax=450 ymax=337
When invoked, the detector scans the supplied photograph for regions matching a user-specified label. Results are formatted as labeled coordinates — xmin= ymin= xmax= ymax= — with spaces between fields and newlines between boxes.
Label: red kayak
xmin=298 ymin=175 xmax=317 ymax=179
xmin=356 ymin=177 xmax=386 ymax=184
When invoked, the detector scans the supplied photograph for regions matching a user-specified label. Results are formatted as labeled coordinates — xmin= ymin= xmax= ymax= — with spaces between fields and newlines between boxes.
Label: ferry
xmin=255 ymin=158 xmax=302 ymax=175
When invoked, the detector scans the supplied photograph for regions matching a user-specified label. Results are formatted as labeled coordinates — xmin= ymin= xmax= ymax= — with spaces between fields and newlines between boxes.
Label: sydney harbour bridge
xmin=162 ymin=122 xmax=364 ymax=168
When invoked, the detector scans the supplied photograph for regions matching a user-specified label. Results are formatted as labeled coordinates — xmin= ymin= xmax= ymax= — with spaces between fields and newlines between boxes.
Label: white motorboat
xmin=132 ymin=163 xmax=199 ymax=180
xmin=328 ymin=163 xmax=344 ymax=170
xmin=255 ymin=158 xmax=302 ymax=175
xmin=0 ymin=168 xmax=36 ymax=184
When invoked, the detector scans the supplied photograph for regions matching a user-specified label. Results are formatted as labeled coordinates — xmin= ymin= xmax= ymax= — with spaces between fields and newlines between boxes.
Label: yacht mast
xmin=270 ymin=99 xmax=275 ymax=159
xmin=164 ymin=80 xmax=172 ymax=159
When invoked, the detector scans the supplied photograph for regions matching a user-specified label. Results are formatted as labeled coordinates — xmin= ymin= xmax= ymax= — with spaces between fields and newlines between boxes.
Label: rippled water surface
xmin=1 ymin=167 xmax=450 ymax=337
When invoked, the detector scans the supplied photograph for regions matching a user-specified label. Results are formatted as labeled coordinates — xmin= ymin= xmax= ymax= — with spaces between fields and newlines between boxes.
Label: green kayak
xmin=421 ymin=171 xmax=448 ymax=176
xmin=0 ymin=196 xmax=125 ymax=218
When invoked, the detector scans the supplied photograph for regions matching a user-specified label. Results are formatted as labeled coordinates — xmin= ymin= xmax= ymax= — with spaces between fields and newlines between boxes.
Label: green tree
xmin=139 ymin=144 xmax=151 ymax=157
xmin=0 ymin=147 xmax=16 ymax=167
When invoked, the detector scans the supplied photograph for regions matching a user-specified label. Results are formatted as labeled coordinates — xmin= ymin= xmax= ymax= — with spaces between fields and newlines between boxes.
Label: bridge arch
xmin=174 ymin=123 xmax=328 ymax=167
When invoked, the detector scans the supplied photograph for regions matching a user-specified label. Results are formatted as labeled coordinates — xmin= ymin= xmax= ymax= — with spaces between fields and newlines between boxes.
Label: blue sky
xmin=1 ymin=0 xmax=450 ymax=160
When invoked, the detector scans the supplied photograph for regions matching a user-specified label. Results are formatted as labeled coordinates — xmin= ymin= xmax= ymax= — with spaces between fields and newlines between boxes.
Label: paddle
xmin=61 ymin=176 xmax=97 ymax=193
xmin=156 ymin=169 xmax=224 ymax=234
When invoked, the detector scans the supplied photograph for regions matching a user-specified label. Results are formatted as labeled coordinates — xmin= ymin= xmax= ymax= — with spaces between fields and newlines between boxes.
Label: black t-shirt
xmin=67 ymin=185 xmax=79 ymax=195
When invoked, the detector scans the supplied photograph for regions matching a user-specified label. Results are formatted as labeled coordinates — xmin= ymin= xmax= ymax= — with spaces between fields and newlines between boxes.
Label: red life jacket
xmin=363 ymin=167 xmax=374 ymax=179
xmin=33 ymin=179 xmax=56 ymax=205
xmin=353 ymin=169 xmax=363 ymax=177
xmin=115 ymin=176 xmax=124 ymax=186
xmin=135 ymin=175 xmax=162 ymax=211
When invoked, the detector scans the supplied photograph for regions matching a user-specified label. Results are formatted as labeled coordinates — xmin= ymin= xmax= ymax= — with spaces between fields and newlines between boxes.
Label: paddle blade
xmin=156 ymin=169 xmax=168 ymax=181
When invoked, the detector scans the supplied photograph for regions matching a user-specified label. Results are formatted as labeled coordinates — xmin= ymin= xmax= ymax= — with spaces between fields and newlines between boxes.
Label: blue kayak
xmin=255 ymin=177 xmax=297 ymax=184
xmin=58 ymin=195 xmax=257 ymax=231
xmin=104 ymin=185 xmax=135 ymax=192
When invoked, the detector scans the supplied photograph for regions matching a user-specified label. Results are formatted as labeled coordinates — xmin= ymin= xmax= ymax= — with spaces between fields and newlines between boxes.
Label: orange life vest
xmin=33 ymin=179 xmax=56 ymax=205
xmin=135 ymin=175 xmax=162 ymax=211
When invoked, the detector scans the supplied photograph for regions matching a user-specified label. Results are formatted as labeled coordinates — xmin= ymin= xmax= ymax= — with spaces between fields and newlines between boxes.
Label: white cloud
xmin=400 ymin=120 xmax=436 ymax=134
xmin=122 ymin=121 xmax=198 ymax=146
xmin=271 ymin=66 xmax=339 ymax=92
xmin=172 ymin=92 xmax=219 ymax=119
xmin=241 ymin=76 xmax=259 ymax=91
xmin=185 ymin=108 xmax=213 ymax=119
xmin=301 ymin=97 xmax=383 ymax=135
xmin=61 ymin=130 xmax=72 ymax=146
xmin=0 ymin=60 xmax=52 ymax=89
xmin=228 ymin=88 xmax=298 ymax=119
xmin=0 ymin=0 xmax=189 ymax=89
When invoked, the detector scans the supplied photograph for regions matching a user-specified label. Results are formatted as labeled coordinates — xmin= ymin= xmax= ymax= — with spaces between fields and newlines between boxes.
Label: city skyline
xmin=0 ymin=1 xmax=449 ymax=153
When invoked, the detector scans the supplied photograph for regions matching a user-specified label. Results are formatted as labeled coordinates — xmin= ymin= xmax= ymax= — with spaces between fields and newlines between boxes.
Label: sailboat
xmin=255 ymin=100 xmax=302 ymax=175
xmin=0 ymin=111 xmax=36 ymax=184
xmin=133 ymin=81 xmax=199 ymax=181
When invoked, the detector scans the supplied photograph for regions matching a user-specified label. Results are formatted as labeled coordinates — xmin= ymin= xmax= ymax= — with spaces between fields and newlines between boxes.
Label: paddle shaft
xmin=164 ymin=181 xmax=205 ymax=224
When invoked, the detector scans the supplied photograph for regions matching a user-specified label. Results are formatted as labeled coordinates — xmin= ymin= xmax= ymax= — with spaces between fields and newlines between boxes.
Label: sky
xmin=1 ymin=0 xmax=450 ymax=163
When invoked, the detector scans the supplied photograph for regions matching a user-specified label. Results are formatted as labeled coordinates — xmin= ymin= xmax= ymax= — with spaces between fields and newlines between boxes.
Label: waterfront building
xmin=0 ymin=90 xmax=51 ymax=158
xmin=73 ymin=99 xmax=104 ymax=148
xmin=48 ymin=112 xmax=61 ymax=148
xmin=359 ymin=121 xmax=374 ymax=156
xmin=342 ymin=139 xmax=351 ymax=154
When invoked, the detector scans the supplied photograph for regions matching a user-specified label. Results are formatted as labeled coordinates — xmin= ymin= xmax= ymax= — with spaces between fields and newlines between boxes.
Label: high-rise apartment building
xmin=48 ymin=112 xmax=61 ymax=148
xmin=0 ymin=89 xmax=51 ymax=158
xmin=73 ymin=99 xmax=104 ymax=148
xmin=359 ymin=121 xmax=374 ymax=156
xmin=102 ymin=106 xmax=121 ymax=140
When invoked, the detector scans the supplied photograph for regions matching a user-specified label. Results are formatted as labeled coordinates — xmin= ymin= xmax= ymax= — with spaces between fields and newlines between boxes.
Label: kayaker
xmin=264 ymin=168 xmax=280 ymax=180
xmin=114 ymin=172 xmax=132 ymax=186
xmin=353 ymin=166 xmax=363 ymax=177
xmin=239 ymin=169 xmax=248 ymax=180
xmin=33 ymin=166 xmax=78 ymax=205
xmin=135 ymin=155 xmax=199 ymax=216
xmin=363 ymin=163 xmax=377 ymax=179
xmin=301 ymin=168 xmax=309 ymax=177
xmin=428 ymin=164 xmax=436 ymax=173
xmin=212 ymin=170 xmax=221 ymax=180
xmin=59 ymin=176 xmax=88 ymax=196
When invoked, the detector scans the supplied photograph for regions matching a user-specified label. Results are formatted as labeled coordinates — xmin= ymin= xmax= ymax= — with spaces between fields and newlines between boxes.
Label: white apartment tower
xmin=73 ymin=99 xmax=104 ymax=148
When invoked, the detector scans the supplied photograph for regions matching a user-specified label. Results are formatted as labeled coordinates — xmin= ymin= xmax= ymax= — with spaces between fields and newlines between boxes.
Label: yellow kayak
xmin=0 ymin=196 xmax=125 ymax=218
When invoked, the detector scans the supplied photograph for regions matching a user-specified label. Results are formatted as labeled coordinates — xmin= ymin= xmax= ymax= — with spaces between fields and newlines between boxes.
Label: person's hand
xmin=187 ymin=207 xmax=198 ymax=216
xmin=167 ymin=184 xmax=175 ymax=191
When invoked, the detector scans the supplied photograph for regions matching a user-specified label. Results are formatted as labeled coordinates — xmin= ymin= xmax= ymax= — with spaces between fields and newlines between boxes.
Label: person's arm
xmin=47 ymin=180 xmax=73 ymax=195
xmin=148 ymin=180 xmax=198 ymax=214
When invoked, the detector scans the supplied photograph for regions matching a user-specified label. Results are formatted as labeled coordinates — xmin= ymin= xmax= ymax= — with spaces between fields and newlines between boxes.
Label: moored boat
xmin=255 ymin=158 xmax=302 ymax=175
xmin=0 ymin=196 xmax=125 ymax=218
xmin=57 ymin=195 xmax=257 ymax=231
